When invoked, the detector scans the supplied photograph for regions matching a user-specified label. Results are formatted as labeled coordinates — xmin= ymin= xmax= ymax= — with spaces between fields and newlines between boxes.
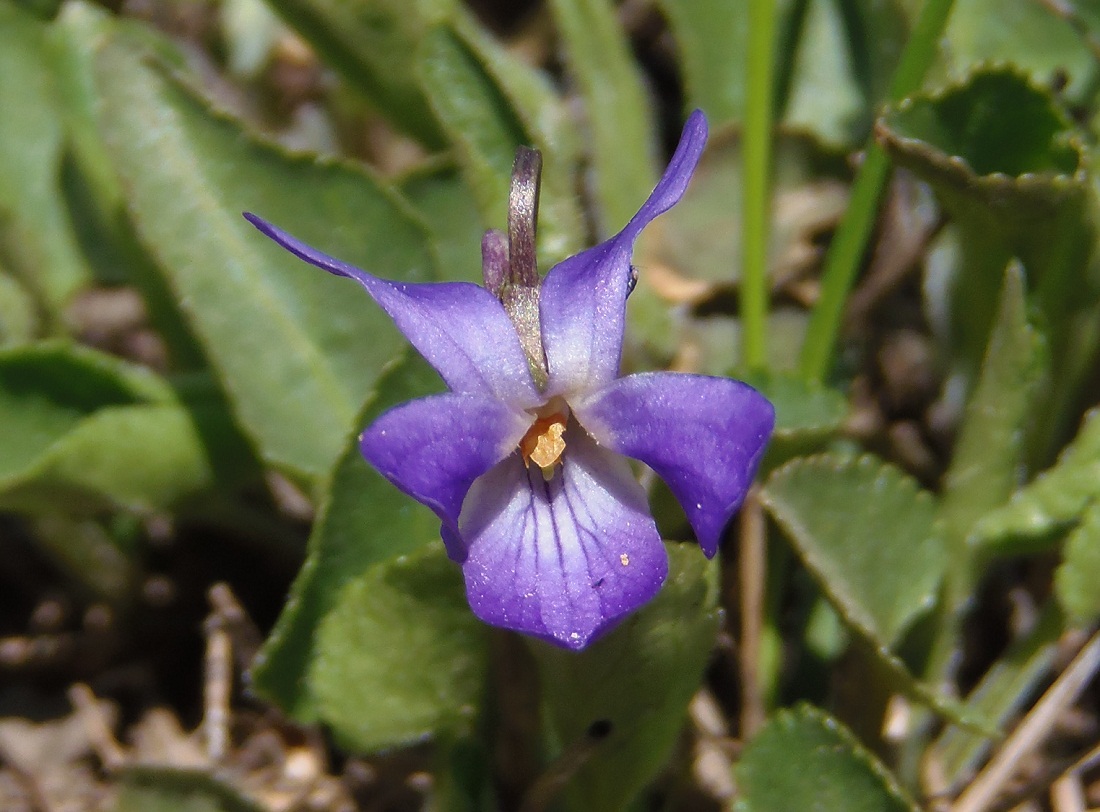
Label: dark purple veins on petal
xmin=459 ymin=430 xmax=668 ymax=649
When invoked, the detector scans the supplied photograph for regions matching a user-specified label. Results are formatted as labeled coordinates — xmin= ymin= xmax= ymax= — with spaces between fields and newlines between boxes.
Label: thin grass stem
xmin=741 ymin=0 xmax=779 ymax=370
xmin=799 ymin=0 xmax=957 ymax=381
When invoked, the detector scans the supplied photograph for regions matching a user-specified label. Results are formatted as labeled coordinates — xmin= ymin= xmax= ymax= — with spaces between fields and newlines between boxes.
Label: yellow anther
xmin=520 ymin=412 xmax=568 ymax=476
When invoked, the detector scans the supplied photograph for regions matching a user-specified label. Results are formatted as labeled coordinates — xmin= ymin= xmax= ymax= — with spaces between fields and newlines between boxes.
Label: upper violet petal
xmin=244 ymin=213 xmax=541 ymax=408
xmin=361 ymin=392 xmax=530 ymax=562
xmin=460 ymin=430 xmax=668 ymax=649
xmin=573 ymin=372 xmax=774 ymax=557
xmin=538 ymin=111 xmax=708 ymax=395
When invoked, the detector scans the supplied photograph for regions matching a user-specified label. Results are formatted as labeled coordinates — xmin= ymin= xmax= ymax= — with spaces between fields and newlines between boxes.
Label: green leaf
xmin=398 ymin=160 xmax=484 ymax=283
xmin=934 ymin=602 xmax=1063 ymax=790
xmin=973 ymin=407 xmax=1100 ymax=553
xmin=115 ymin=767 xmax=265 ymax=812
xmin=734 ymin=704 xmax=918 ymax=812
xmin=261 ymin=0 xmax=449 ymax=145
xmin=0 ymin=0 xmax=92 ymax=317
xmin=0 ymin=342 xmax=214 ymax=516
xmin=417 ymin=23 xmax=582 ymax=265
xmin=881 ymin=69 xmax=1081 ymax=177
xmin=251 ymin=353 xmax=444 ymax=718
xmin=10 ymin=0 xmax=61 ymax=18
xmin=1055 ymin=500 xmax=1100 ymax=624
xmin=0 ymin=403 xmax=213 ymax=516
xmin=30 ymin=515 xmax=135 ymax=600
xmin=878 ymin=67 xmax=1093 ymax=423
xmin=547 ymin=0 xmax=657 ymax=235
xmin=448 ymin=10 xmax=583 ymax=265
xmin=939 ymin=265 xmax=1047 ymax=597
xmin=311 ymin=541 xmax=488 ymax=752
xmin=945 ymin=0 xmax=1098 ymax=101
xmin=781 ymin=0 xmax=865 ymax=147
xmin=414 ymin=29 xmax=516 ymax=227
xmin=0 ymin=269 xmax=39 ymax=345
xmin=47 ymin=4 xmax=139 ymax=283
xmin=835 ymin=0 xmax=913 ymax=108
xmin=745 ymin=371 xmax=849 ymax=469
xmin=761 ymin=453 xmax=944 ymax=649
xmin=93 ymin=33 xmax=439 ymax=481
xmin=50 ymin=7 xmax=210 ymax=369
xmin=657 ymin=0 xmax=895 ymax=145
xmin=654 ymin=0 xmax=748 ymax=128
xmin=528 ymin=544 xmax=720 ymax=812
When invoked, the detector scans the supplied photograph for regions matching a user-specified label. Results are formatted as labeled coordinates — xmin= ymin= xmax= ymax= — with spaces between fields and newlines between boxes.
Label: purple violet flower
xmin=245 ymin=110 xmax=774 ymax=650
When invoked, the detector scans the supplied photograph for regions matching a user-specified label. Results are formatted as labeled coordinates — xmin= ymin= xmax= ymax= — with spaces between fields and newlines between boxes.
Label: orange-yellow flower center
xmin=520 ymin=412 xmax=568 ymax=475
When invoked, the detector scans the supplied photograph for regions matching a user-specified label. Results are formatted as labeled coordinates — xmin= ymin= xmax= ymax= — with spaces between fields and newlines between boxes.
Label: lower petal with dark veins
xmin=460 ymin=431 xmax=668 ymax=650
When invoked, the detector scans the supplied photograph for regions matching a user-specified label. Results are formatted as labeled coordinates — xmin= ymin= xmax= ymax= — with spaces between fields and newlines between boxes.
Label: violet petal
xmin=573 ymin=372 xmax=774 ymax=557
xmin=537 ymin=111 xmax=708 ymax=395
xmin=460 ymin=430 xmax=668 ymax=649
xmin=244 ymin=213 xmax=540 ymax=408
xmin=361 ymin=393 xmax=530 ymax=562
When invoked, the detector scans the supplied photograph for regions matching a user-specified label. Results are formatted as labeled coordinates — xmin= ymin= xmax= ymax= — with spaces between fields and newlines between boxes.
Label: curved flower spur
xmin=245 ymin=110 xmax=774 ymax=650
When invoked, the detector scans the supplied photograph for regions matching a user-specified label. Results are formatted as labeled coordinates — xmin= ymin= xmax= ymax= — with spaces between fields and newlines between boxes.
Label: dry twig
xmin=951 ymin=630 xmax=1100 ymax=812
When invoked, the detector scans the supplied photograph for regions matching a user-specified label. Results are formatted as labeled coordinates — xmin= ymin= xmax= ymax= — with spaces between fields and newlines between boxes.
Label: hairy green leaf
xmin=398 ymin=161 xmax=484 ymax=284
xmin=0 ymin=342 xmax=213 ymax=516
xmin=939 ymin=264 xmax=1047 ymax=597
xmin=973 ymin=407 xmax=1100 ymax=553
xmin=762 ymin=453 xmax=944 ymax=648
xmin=734 ymin=705 xmax=918 ymax=812
xmin=945 ymin=0 xmax=1098 ymax=101
xmin=311 ymin=541 xmax=487 ymax=752
xmin=878 ymin=67 xmax=1093 ymax=446
xmin=548 ymin=0 xmax=657 ymax=234
xmin=1055 ymin=501 xmax=1100 ymax=624
xmin=0 ymin=0 xmax=91 ymax=317
xmin=448 ymin=10 xmax=583 ymax=265
xmin=251 ymin=354 xmax=444 ymax=718
xmin=260 ymin=0 xmax=449 ymax=145
xmin=94 ymin=33 xmax=438 ymax=481
xmin=417 ymin=23 xmax=582 ymax=266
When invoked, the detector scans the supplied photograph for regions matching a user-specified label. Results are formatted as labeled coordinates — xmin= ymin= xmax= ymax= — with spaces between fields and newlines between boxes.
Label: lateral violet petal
xmin=538 ymin=111 xmax=708 ymax=395
xmin=460 ymin=430 xmax=668 ymax=649
xmin=361 ymin=393 xmax=530 ymax=562
xmin=244 ymin=213 xmax=540 ymax=408
xmin=573 ymin=372 xmax=775 ymax=557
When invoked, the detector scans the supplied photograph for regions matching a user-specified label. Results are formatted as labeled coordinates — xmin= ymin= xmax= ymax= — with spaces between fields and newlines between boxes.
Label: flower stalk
xmin=501 ymin=146 xmax=549 ymax=388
